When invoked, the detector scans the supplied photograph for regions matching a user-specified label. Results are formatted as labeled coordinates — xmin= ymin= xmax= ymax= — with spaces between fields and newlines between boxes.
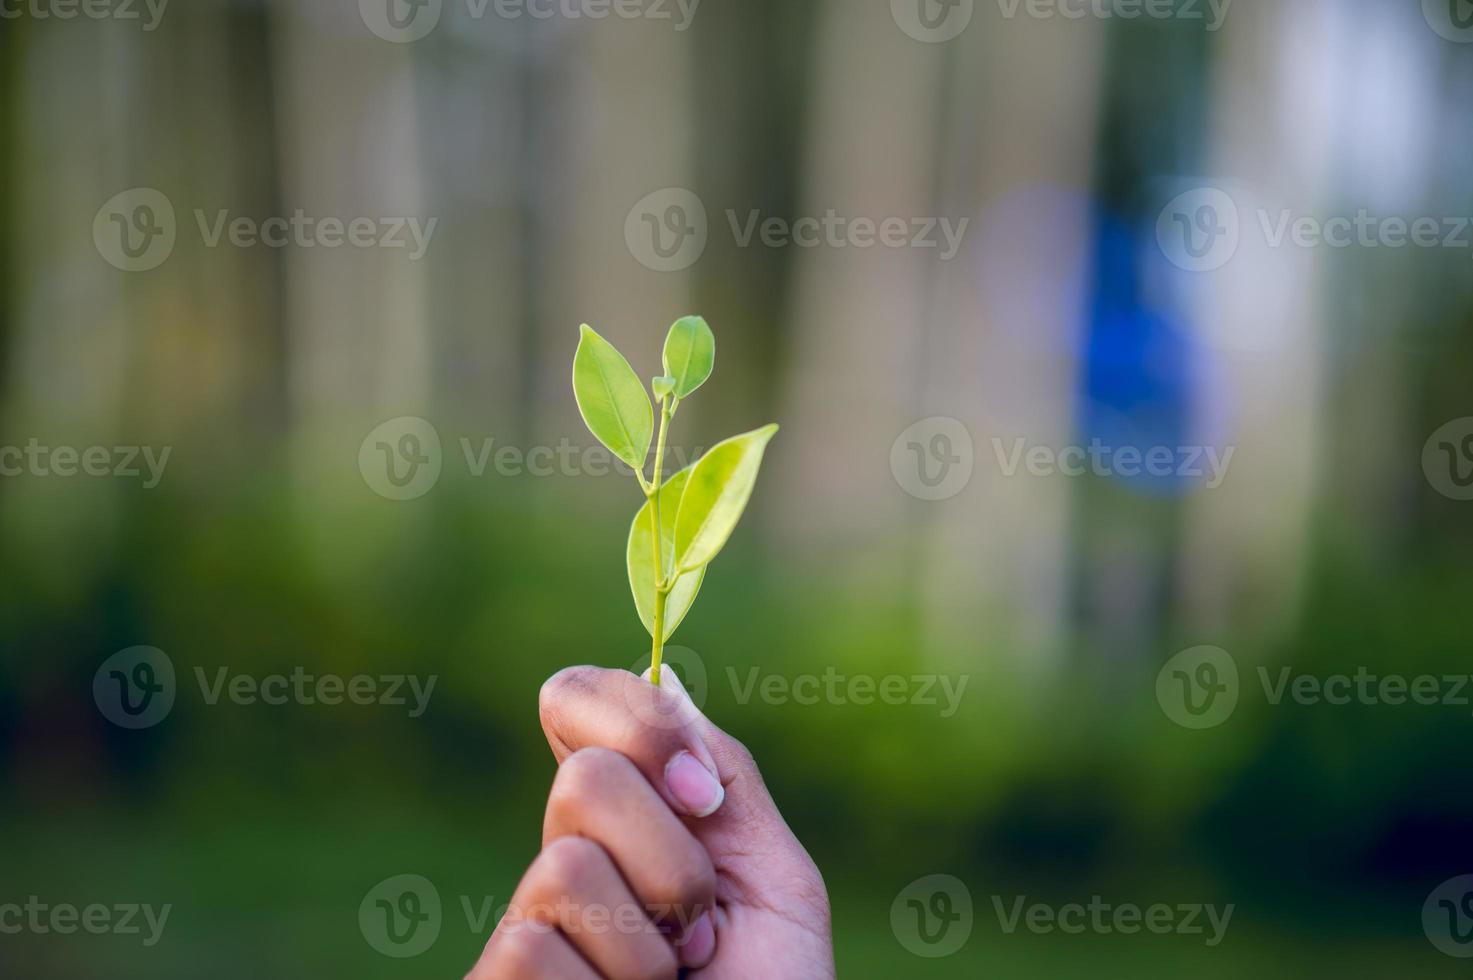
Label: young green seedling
xmin=573 ymin=317 xmax=778 ymax=687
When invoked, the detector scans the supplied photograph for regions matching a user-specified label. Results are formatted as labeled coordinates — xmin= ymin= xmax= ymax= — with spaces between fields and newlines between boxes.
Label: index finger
xmin=539 ymin=665 xmax=726 ymax=819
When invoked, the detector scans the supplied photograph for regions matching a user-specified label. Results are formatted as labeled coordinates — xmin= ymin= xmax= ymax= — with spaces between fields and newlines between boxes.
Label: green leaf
xmin=673 ymin=424 xmax=778 ymax=573
xmin=628 ymin=469 xmax=706 ymax=640
xmin=662 ymin=316 xmax=715 ymax=400
xmin=572 ymin=324 xmax=653 ymax=470
xmin=652 ymin=375 xmax=677 ymax=401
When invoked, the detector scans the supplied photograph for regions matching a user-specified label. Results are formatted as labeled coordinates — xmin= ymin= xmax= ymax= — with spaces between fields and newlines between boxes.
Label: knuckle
xmin=549 ymin=747 xmax=634 ymax=813
xmin=477 ymin=925 xmax=536 ymax=978
xmin=497 ymin=931 xmax=545 ymax=972
xmin=539 ymin=666 xmax=598 ymax=722
xmin=714 ymin=730 xmax=769 ymax=796
xmin=622 ymin=721 xmax=685 ymax=769
xmin=649 ymin=847 xmax=716 ymax=913
xmin=534 ymin=835 xmax=608 ymax=895
xmin=718 ymin=730 xmax=759 ymax=772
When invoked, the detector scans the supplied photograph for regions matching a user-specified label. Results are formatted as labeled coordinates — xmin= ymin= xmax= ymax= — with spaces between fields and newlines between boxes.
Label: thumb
xmin=640 ymin=665 xmax=795 ymax=843
xmin=642 ymin=664 xmax=829 ymax=937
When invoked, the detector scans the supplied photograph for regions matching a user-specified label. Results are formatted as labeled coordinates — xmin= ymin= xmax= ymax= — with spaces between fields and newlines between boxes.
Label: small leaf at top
xmin=628 ymin=469 xmax=706 ymax=640
xmin=573 ymin=324 xmax=653 ymax=470
xmin=662 ymin=316 xmax=715 ymax=400
xmin=652 ymin=375 xmax=677 ymax=401
xmin=673 ymin=424 xmax=778 ymax=573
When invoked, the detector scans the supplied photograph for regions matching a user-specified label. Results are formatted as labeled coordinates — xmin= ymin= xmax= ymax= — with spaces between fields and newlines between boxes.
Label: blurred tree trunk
xmin=1176 ymin=0 xmax=1348 ymax=644
xmin=921 ymin=14 xmax=1106 ymax=676
xmin=530 ymin=19 xmax=695 ymax=509
xmin=0 ymin=13 xmax=18 ymax=423
xmin=772 ymin=1 xmax=1105 ymax=679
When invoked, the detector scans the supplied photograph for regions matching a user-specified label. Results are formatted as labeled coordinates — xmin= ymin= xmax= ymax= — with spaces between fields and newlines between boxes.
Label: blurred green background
xmin=4 ymin=0 xmax=1473 ymax=976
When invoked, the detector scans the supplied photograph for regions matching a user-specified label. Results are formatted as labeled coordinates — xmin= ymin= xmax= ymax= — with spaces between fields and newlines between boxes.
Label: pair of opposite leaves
xmin=573 ymin=317 xmax=777 ymax=641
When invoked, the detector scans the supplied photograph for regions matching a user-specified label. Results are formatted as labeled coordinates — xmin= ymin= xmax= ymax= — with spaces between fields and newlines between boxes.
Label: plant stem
xmin=646 ymin=397 xmax=676 ymax=687
xmin=650 ymin=588 xmax=668 ymax=685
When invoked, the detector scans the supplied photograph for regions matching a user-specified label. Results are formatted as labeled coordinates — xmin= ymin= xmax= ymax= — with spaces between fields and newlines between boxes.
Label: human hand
xmin=467 ymin=665 xmax=833 ymax=979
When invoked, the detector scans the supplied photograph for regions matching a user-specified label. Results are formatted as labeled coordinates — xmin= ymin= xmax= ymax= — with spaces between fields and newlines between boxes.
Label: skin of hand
xmin=467 ymin=664 xmax=834 ymax=980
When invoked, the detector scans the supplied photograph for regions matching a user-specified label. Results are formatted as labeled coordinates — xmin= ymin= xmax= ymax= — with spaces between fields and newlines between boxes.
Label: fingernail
xmin=665 ymin=751 xmax=724 ymax=817
xmin=676 ymin=910 xmax=716 ymax=967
